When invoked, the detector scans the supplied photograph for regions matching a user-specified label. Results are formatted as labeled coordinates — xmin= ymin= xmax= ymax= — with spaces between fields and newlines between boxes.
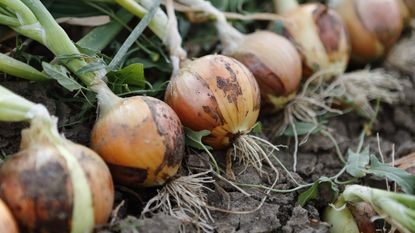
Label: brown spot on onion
xmin=107 ymin=164 xmax=148 ymax=188
xmin=278 ymin=3 xmax=349 ymax=76
xmin=313 ymin=6 xmax=343 ymax=54
xmin=165 ymin=54 xmax=260 ymax=149
xmin=348 ymin=202 xmax=376 ymax=233
xmin=91 ymin=96 xmax=184 ymax=187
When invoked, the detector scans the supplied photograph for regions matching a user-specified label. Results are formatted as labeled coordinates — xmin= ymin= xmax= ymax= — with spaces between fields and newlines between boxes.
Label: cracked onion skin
xmin=0 ymin=141 xmax=114 ymax=233
xmin=165 ymin=54 xmax=260 ymax=149
xmin=228 ymin=31 xmax=302 ymax=109
xmin=275 ymin=3 xmax=349 ymax=77
xmin=91 ymin=96 xmax=185 ymax=188
xmin=0 ymin=199 xmax=18 ymax=233
xmin=330 ymin=0 xmax=403 ymax=63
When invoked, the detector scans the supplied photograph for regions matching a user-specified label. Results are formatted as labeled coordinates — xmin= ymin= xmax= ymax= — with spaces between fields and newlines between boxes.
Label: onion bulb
xmin=228 ymin=31 xmax=302 ymax=109
xmin=176 ymin=0 xmax=302 ymax=109
xmin=0 ymin=199 xmax=18 ymax=233
xmin=165 ymin=54 xmax=260 ymax=149
xmin=91 ymin=82 xmax=185 ymax=188
xmin=329 ymin=0 xmax=403 ymax=63
xmin=0 ymin=86 xmax=114 ymax=233
xmin=273 ymin=0 xmax=349 ymax=77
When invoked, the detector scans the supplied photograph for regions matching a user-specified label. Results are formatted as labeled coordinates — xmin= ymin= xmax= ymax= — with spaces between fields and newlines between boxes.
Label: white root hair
xmin=141 ymin=170 xmax=215 ymax=232
xmin=330 ymin=69 xmax=404 ymax=118
xmin=272 ymin=68 xmax=403 ymax=171
xmin=232 ymin=134 xmax=282 ymax=182
xmin=274 ymin=68 xmax=344 ymax=136
xmin=386 ymin=33 xmax=415 ymax=74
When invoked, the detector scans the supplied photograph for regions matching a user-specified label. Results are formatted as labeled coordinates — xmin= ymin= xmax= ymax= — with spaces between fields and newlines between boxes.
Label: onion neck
xmin=165 ymin=0 xmax=187 ymax=75
xmin=176 ymin=0 xmax=244 ymax=54
xmin=115 ymin=0 xmax=168 ymax=40
xmin=275 ymin=0 xmax=299 ymax=14
xmin=91 ymin=80 xmax=123 ymax=118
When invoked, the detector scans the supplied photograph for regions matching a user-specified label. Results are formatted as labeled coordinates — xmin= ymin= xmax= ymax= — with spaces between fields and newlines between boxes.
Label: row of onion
xmin=0 ymin=0 xmax=413 ymax=232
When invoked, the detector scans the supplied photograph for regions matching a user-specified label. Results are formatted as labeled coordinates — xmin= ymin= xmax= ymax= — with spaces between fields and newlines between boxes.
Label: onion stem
xmin=341 ymin=185 xmax=415 ymax=232
xmin=275 ymin=0 xmax=299 ymax=14
xmin=0 ymin=0 xmax=100 ymax=86
xmin=114 ymin=0 xmax=168 ymax=40
xmin=0 ymin=85 xmax=41 ymax=121
xmin=0 ymin=53 xmax=50 ymax=81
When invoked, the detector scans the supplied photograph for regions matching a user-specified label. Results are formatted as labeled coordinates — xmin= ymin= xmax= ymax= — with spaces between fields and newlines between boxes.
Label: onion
xmin=0 ymin=199 xmax=18 ymax=233
xmin=91 ymin=82 xmax=185 ymax=187
xmin=329 ymin=0 xmax=403 ymax=63
xmin=0 ymin=86 xmax=114 ymax=233
xmin=274 ymin=0 xmax=349 ymax=77
xmin=229 ymin=31 xmax=302 ymax=110
xmin=165 ymin=54 xmax=260 ymax=149
xmin=176 ymin=0 xmax=303 ymax=110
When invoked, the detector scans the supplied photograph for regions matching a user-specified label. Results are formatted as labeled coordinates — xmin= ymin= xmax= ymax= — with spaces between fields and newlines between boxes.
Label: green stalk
xmin=0 ymin=53 xmax=50 ymax=81
xmin=0 ymin=14 xmax=20 ymax=27
xmin=0 ymin=0 xmax=38 ymax=24
xmin=342 ymin=185 xmax=415 ymax=232
xmin=0 ymin=85 xmax=39 ymax=121
xmin=114 ymin=0 xmax=168 ymax=40
xmin=275 ymin=0 xmax=299 ymax=14
xmin=19 ymin=0 xmax=98 ymax=86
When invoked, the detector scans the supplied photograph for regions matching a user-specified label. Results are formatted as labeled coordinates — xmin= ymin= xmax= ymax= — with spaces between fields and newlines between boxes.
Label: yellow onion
xmin=274 ymin=0 xmax=349 ymax=77
xmin=329 ymin=0 xmax=403 ymax=63
xmin=91 ymin=83 xmax=185 ymax=188
xmin=0 ymin=199 xmax=18 ymax=233
xmin=227 ymin=31 xmax=302 ymax=109
xmin=165 ymin=54 xmax=260 ymax=149
xmin=0 ymin=117 xmax=114 ymax=233
xmin=176 ymin=0 xmax=302 ymax=110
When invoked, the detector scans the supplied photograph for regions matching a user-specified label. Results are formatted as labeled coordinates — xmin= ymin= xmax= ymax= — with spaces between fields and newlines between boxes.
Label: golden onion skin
xmin=91 ymin=96 xmax=185 ymax=188
xmin=0 ymin=199 xmax=18 ymax=233
xmin=330 ymin=0 xmax=403 ymax=63
xmin=229 ymin=31 xmax=302 ymax=107
xmin=165 ymin=54 xmax=260 ymax=149
xmin=0 ymin=142 xmax=114 ymax=233
xmin=276 ymin=3 xmax=349 ymax=77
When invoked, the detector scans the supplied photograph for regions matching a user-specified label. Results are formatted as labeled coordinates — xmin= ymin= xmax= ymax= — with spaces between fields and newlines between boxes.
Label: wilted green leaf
xmin=345 ymin=146 xmax=371 ymax=178
xmin=107 ymin=63 xmax=145 ymax=88
xmin=298 ymin=177 xmax=338 ymax=206
xmin=251 ymin=122 xmax=263 ymax=134
xmin=283 ymin=121 xmax=323 ymax=136
xmin=185 ymin=128 xmax=212 ymax=151
xmin=367 ymin=155 xmax=415 ymax=194
xmin=42 ymin=62 xmax=83 ymax=92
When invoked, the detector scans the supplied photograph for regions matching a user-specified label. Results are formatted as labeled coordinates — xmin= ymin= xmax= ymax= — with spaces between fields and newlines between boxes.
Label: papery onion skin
xmin=228 ymin=31 xmax=302 ymax=108
xmin=275 ymin=3 xmax=349 ymax=77
xmin=0 ymin=199 xmax=19 ymax=233
xmin=0 ymin=142 xmax=114 ymax=233
xmin=91 ymin=96 xmax=185 ymax=188
xmin=165 ymin=55 xmax=260 ymax=149
xmin=330 ymin=0 xmax=403 ymax=63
